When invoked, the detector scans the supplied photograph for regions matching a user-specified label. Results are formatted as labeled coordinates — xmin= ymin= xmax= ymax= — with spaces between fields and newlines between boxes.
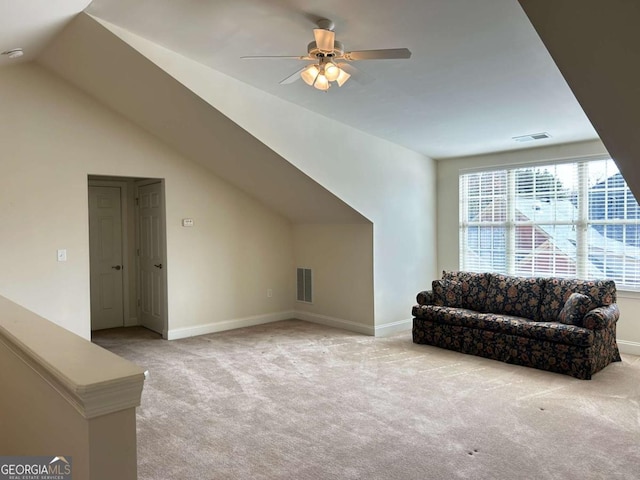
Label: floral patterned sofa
xmin=412 ymin=271 xmax=621 ymax=379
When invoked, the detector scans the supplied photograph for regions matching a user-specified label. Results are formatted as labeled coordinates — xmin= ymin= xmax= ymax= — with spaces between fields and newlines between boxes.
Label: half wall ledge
xmin=0 ymin=295 xmax=145 ymax=480
xmin=0 ymin=295 xmax=145 ymax=419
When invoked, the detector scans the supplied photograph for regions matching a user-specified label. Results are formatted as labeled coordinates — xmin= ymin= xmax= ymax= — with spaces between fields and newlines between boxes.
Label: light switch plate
xmin=57 ymin=249 xmax=67 ymax=262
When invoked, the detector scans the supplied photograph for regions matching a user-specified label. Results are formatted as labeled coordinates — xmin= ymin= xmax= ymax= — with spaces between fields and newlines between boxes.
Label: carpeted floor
xmin=92 ymin=320 xmax=640 ymax=480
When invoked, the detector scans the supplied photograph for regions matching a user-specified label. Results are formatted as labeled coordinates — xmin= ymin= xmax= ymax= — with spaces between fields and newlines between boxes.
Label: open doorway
xmin=88 ymin=176 xmax=168 ymax=338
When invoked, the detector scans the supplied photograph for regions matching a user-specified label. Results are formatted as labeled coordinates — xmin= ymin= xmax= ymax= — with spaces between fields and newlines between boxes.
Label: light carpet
xmin=92 ymin=320 xmax=640 ymax=480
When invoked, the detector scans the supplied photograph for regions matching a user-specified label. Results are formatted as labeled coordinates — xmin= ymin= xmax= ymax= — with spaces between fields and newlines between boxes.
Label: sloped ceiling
xmin=519 ymin=0 xmax=640 ymax=200
xmin=81 ymin=0 xmax=598 ymax=159
xmin=2 ymin=0 xmax=601 ymax=159
xmin=39 ymin=13 xmax=367 ymax=224
xmin=81 ymin=0 xmax=597 ymax=158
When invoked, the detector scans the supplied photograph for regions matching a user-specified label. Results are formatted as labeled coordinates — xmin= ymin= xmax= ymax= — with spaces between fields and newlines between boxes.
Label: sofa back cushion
xmin=432 ymin=279 xmax=464 ymax=307
xmin=485 ymin=274 xmax=545 ymax=320
xmin=441 ymin=271 xmax=490 ymax=311
xmin=539 ymin=278 xmax=617 ymax=322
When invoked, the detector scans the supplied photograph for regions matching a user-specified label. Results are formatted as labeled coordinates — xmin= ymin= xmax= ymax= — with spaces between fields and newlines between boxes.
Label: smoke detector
xmin=512 ymin=132 xmax=551 ymax=143
xmin=2 ymin=48 xmax=24 ymax=59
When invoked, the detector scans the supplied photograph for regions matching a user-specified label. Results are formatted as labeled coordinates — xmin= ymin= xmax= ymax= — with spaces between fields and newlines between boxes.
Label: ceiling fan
xmin=241 ymin=19 xmax=412 ymax=91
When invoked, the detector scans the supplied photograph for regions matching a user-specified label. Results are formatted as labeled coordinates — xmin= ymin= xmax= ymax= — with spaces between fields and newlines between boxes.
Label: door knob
xmin=111 ymin=265 xmax=122 ymax=270
xmin=154 ymin=263 xmax=163 ymax=269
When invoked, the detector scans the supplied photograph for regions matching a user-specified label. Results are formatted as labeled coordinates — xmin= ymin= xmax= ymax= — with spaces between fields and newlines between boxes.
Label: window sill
xmin=617 ymin=289 xmax=640 ymax=300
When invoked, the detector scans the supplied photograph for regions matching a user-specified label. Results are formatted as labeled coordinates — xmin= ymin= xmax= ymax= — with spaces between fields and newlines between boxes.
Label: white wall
xmin=293 ymin=224 xmax=375 ymax=334
xmin=436 ymin=140 xmax=640 ymax=353
xmin=103 ymin=24 xmax=437 ymax=333
xmin=0 ymin=63 xmax=294 ymax=339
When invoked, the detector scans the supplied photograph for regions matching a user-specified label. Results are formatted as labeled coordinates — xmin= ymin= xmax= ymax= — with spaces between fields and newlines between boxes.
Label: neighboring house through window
xmin=459 ymin=158 xmax=640 ymax=290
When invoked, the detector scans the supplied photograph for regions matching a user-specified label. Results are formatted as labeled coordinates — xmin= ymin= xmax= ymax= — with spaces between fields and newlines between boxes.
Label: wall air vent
xmin=296 ymin=267 xmax=313 ymax=303
xmin=512 ymin=132 xmax=552 ymax=143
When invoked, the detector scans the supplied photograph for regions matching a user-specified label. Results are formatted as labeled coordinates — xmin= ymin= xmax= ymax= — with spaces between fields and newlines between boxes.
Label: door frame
xmin=88 ymin=179 xmax=132 ymax=329
xmin=135 ymin=178 xmax=169 ymax=339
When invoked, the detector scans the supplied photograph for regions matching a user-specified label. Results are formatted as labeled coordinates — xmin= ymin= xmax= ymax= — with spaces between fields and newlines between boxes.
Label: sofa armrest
xmin=582 ymin=304 xmax=619 ymax=330
xmin=416 ymin=290 xmax=434 ymax=306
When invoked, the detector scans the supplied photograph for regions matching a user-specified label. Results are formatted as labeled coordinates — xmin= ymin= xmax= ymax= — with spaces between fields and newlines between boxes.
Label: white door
xmin=89 ymin=186 xmax=124 ymax=330
xmin=138 ymin=182 xmax=166 ymax=335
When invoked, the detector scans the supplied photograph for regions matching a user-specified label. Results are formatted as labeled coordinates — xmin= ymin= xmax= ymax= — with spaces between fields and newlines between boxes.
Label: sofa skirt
xmin=413 ymin=318 xmax=621 ymax=380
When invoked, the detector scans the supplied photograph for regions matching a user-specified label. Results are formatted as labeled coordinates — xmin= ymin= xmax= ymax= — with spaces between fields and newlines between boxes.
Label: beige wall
xmin=0 ymin=338 xmax=94 ymax=477
xmin=293 ymin=224 xmax=375 ymax=334
xmin=436 ymin=140 xmax=640 ymax=353
xmin=0 ymin=63 xmax=294 ymax=339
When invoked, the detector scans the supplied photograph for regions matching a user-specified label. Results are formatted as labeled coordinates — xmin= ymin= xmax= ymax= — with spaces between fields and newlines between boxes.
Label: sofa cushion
xmin=441 ymin=271 xmax=490 ymax=311
xmin=539 ymin=278 xmax=617 ymax=322
xmin=432 ymin=279 xmax=465 ymax=307
xmin=412 ymin=304 xmax=594 ymax=347
xmin=558 ymin=293 xmax=593 ymax=327
xmin=485 ymin=274 xmax=545 ymax=321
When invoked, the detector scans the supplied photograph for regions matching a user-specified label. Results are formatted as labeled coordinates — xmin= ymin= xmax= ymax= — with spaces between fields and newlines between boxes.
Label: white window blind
xmin=459 ymin=159 xmax=640 ymax=289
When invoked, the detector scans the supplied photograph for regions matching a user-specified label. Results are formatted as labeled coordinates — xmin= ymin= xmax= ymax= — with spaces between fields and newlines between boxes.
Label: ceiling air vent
xmin=512 ymin=132 xmax=551 ymax=143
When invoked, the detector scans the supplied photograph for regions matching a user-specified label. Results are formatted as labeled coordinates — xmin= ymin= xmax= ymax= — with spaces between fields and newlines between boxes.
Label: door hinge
xmin=136 ymin=248 xmax=140 ymax=256
xmin=137 ymin=298 xmax=141 ymax=306
xmin=135 ymin=197 xmax=139 ymax=206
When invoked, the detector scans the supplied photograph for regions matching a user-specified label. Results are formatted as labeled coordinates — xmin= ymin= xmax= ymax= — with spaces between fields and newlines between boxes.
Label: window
xmin=459 ymin=158 xmax=640 ymax=289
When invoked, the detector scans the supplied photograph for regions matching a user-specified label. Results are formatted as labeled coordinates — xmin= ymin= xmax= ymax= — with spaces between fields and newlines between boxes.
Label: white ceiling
xmin=0 ymin=0 xmax=91 ymax=64
xmin=2 ymin=0 xmax=599 ymax=159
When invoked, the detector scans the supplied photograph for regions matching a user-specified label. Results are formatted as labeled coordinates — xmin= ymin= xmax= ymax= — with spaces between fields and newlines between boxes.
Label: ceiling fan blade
xmin=241 ymin=55 xmax=312 ymax=60
xmin=337 ymin=63 xmax=374 ymax=85
xmin=279 ymin=67 xmax=305 ymax=85
xmin=343 ymin=48 xmax=412 ymax=61
xmin=313 ymin=28 xmax=335 ymax=52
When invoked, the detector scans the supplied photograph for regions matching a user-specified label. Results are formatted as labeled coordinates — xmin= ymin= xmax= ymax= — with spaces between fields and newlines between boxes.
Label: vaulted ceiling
xmin=2 ymin=0 xmax=600 ymax=160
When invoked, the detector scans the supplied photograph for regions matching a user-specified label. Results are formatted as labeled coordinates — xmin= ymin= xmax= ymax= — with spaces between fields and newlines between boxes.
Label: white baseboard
xmin=167 ymin=310 xmax=295 ymax=340
xmin=125 ymin=317 xmax=138 ymax=327
xmin=374 ymin=318 xmax=412 ymax=337
xmin=294 ymin=311 xmax=374 ymax=336
xmin=618 ymin=340 xmax=640 ymax=356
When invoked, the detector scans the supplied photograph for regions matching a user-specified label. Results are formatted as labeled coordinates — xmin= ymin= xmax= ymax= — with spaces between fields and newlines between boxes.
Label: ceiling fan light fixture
xmin=324 ymin=63 xmax=340 ymax=82
xmin=300 ymin=64 xmax=320 ymax=86
xmin=313 ymin=74 xmax=330 ymax=91
xmin=336 ymin=68 xmax=351 ymax=87
xmin=244 ymin=18 xmax=411 ymax=92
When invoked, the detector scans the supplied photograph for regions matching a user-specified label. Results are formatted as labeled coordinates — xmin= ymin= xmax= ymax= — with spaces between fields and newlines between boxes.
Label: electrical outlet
xmin=267 ymin=289 xmax=273 ymax=298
